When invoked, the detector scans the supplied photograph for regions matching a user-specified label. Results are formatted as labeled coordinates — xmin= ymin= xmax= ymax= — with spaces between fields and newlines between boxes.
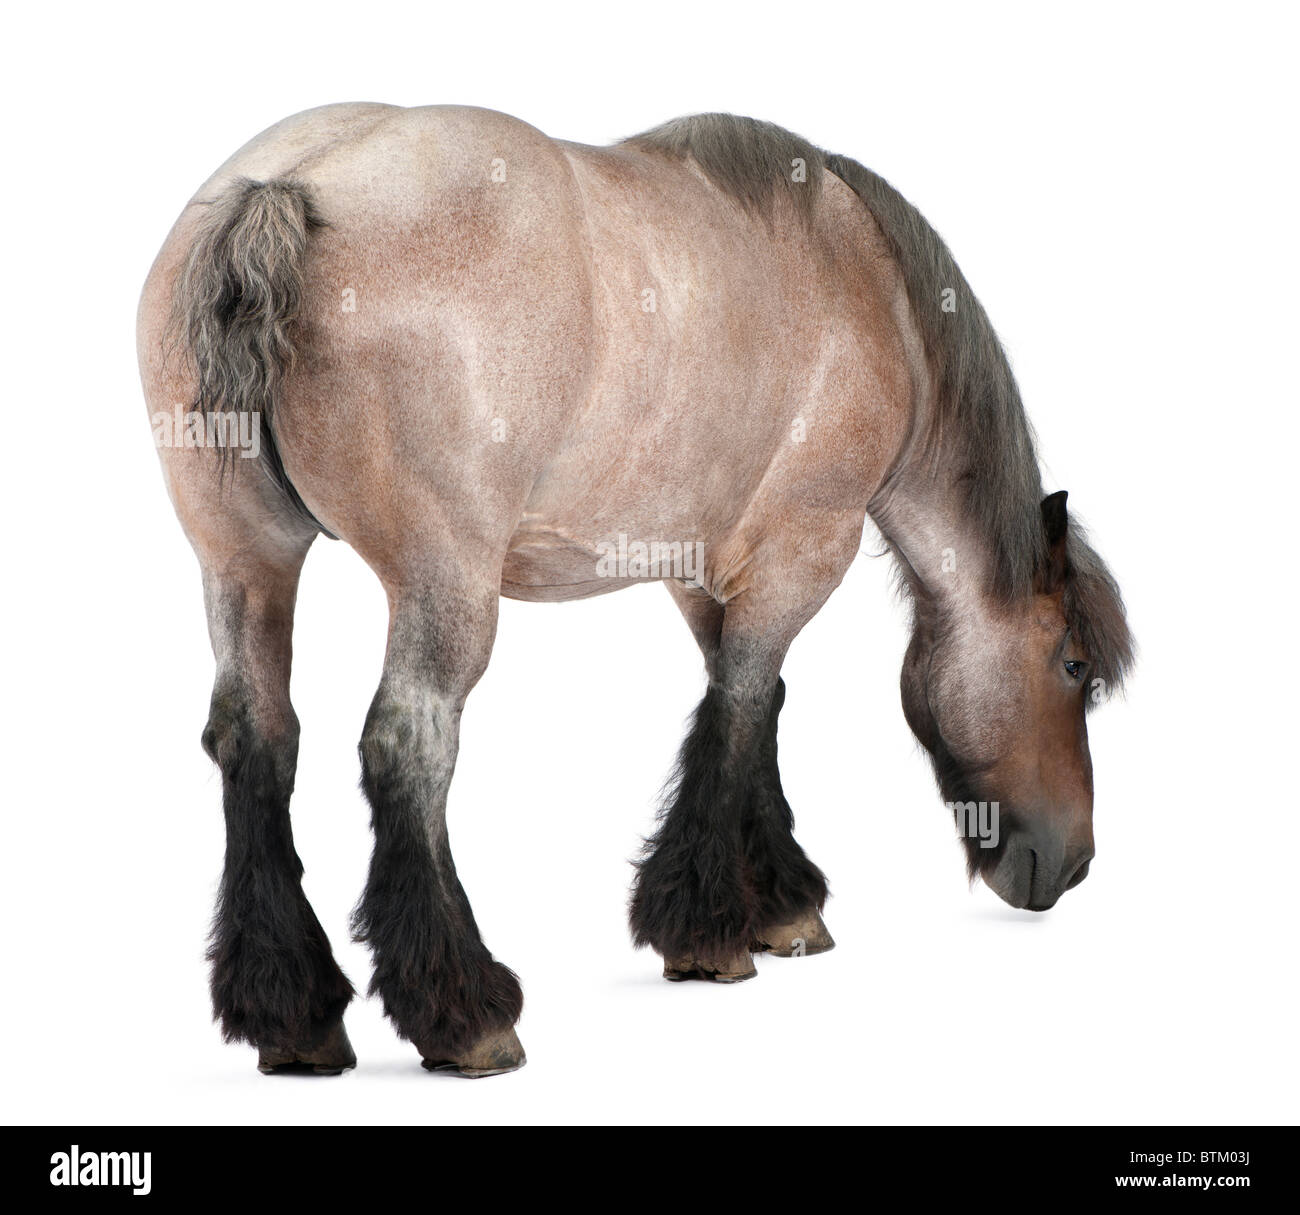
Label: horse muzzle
xmin=982 ymin=825 xmax=1094 ymax=911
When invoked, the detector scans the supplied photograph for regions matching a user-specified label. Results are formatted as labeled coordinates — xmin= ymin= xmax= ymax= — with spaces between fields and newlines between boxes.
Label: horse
xmin=138 ymin=105 xmax=1133 ymax=1077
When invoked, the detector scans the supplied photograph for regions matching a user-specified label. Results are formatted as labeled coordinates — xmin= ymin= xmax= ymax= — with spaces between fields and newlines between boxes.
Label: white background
xmin=2 ymin=1 xmax=1296 ymax=1126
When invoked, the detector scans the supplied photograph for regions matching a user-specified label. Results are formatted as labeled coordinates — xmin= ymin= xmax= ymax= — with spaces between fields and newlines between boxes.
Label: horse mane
xmin=626 ymin=114 xmax=825 ymax=224
xmin=626 ymin=113 xmax=1132 ymax=692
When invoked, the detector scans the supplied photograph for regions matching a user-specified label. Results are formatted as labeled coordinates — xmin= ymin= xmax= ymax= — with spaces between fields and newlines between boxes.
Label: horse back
xmin=144 ymin=105 xmax=918 ymax=595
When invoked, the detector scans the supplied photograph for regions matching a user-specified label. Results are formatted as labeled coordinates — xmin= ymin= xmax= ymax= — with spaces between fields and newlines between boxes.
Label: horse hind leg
xmin=200 ymin=540 xmax=357 ymax=1075
xmin=353 ymin=579 xmax=525 ymax=1077
xmin=139 ymin=175 xmax=358 ymax=1071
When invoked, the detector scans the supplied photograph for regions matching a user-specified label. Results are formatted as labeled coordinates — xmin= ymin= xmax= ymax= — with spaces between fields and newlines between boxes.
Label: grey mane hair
xmin=627 ymin=112 xmax=1132 ymax=694
xmin=626 ymin=114 xmax=824 ymax=225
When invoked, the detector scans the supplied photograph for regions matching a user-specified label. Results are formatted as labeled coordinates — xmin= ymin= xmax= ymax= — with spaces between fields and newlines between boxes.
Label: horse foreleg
xmin=637 ymin=582 xmax=833 ymax=980
xmin=744 ymin=676 xmax=834 ymax=957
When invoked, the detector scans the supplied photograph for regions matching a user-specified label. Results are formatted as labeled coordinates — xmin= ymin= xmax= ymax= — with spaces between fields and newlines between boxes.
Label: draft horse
xmin=138 ymin=106 xmax=1133 ymax=1076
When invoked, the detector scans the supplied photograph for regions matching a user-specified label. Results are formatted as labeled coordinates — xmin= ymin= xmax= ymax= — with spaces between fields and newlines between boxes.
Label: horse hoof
xmin=662 ymin=948 xmax=758 ymax=983
xmin=257 ymin=1019 xmax=357 ymax=1076
xmin=754 ymin=909 xmax=835 ymax=957
xmin=420 ymin=1026 xmax=527 ymax=1077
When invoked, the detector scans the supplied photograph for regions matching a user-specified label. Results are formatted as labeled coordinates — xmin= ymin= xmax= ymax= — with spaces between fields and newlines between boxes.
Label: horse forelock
xmin=1063 ymin=527 xmax=1135 ymax=698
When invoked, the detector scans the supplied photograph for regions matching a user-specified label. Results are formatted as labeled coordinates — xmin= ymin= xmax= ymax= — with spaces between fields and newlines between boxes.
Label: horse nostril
xmin=1064 ymin=856 xmax=1092 ymax=890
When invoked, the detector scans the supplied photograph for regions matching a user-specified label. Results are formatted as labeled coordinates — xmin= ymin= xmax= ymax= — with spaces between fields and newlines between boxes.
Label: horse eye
xmin=1064 ymin=660 xmax=1084 ymax=680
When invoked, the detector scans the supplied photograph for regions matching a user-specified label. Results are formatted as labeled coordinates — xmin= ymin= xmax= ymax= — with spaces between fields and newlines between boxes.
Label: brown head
xmin=901 ymin=491 xmax=1134 ymax=910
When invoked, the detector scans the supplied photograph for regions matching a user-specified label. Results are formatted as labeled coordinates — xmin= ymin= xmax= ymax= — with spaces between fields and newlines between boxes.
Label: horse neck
xmin=870 ymin=460 xmax=998 ymax=617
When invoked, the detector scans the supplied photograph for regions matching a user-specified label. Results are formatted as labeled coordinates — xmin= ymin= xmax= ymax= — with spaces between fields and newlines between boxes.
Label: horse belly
xmin=500 ymin=524 xmax=625 ymax=601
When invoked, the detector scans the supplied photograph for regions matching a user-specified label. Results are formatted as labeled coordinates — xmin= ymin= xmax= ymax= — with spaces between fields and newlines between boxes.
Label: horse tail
xmin=173 ymin=176 xmax=327 ymax=528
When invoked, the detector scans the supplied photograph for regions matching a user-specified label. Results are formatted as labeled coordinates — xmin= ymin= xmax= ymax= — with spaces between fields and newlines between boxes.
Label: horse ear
xmin=1041 ymin=490 xmax=1069 ymax=545
xmin=1041 ymin=491 xmax=1069 ymax=587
